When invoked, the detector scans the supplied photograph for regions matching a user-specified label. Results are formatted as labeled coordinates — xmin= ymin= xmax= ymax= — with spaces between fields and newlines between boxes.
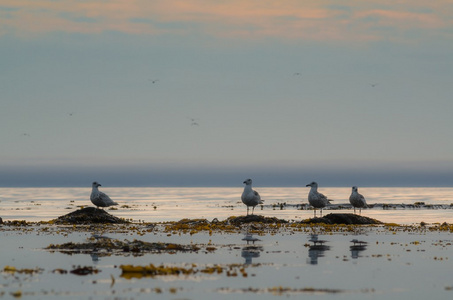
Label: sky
xmin=0 ymin=1 xmax=452 ymax=187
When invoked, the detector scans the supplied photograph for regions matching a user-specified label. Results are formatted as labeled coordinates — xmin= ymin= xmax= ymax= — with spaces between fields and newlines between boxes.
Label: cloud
xmin=0 ymin=1 xmax=451 ymax=42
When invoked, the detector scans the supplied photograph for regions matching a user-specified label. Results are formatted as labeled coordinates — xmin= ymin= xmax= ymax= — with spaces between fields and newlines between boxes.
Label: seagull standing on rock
xmin=241 ymin=179 xmax=264 ymax=216
xmin=306 ymin=181 xmax=331 ymax=217
xmin=349 ymin=186 xmax=367 ymax=215
xmin=90 ymin=182 xmax=118 ymax=209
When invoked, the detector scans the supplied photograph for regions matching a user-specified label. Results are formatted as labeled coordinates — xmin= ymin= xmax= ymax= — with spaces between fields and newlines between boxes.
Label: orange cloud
xmin=0 ymin=0 xmax=451 ymax=42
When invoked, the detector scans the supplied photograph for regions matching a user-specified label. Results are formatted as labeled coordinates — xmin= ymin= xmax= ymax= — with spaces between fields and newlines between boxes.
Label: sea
xmin=1 ymin=187 xmax=453 ymax=225
xmin=2 ymin=187 xmax=453 ymax=299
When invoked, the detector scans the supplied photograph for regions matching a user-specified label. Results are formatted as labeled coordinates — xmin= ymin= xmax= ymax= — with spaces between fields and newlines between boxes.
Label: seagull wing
xmin=319 ymin=193 xmax=333 ymax=203
xmin=359 ymin=193 xmax=367 ymax=206
xmin=254 ymin=190 xmax=264 ymax=203
xmin=99 ymin=192 xmax=117 ymax=205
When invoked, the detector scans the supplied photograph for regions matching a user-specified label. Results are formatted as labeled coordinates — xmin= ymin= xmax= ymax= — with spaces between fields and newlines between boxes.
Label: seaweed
xmin=52 ymin=207 xmax=129 ymax=225
xmin=301 ymin=213 xmax=382 ymax=225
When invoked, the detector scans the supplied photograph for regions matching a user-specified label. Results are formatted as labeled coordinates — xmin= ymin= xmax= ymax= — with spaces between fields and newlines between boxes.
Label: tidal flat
xmin=1 ymin=218 xmax=453 ymax=299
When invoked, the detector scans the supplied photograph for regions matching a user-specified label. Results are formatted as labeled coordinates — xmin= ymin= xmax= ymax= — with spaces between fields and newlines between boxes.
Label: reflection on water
xmin=90 ymin=252 xmax=99 ymax=264
xmin=307 ymin=234 xmax=331 ymax=265
xmin=242 ymin=233 xmax=261 ymax=244
xmin=241 ymin=232 xmax=263 ymax=264
xmin=350 ymin=239 xmax=367 ymax=259
xmin=1 ymin=187 xmax=453 ymax=224
xmin=242 ymin=246 xmax=263 ymax=265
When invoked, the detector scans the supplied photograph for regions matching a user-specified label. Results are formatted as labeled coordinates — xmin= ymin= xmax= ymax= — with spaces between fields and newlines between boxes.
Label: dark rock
xmin=227 ymin=215 xmax=288 ymax=225
xmin=46 ymin=239 xmax=201 ymax=254
xmin=53 ymin=207 xmax=128 ymax=224
xmin=0 ymin=217 xmax=3 ymax=224
xmin=301 ymin=213 xmax=382 ymax=225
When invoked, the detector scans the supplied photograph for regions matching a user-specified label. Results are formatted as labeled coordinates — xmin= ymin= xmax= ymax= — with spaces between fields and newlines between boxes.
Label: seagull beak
xmin=305 ymin=184 xmax=310 ymax=187
xmin=243 ymin=181 xmax=246 ymax=184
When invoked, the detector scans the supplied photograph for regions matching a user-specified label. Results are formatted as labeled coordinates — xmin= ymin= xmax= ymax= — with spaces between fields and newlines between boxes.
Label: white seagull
xmin=349 ymin=186 xmax=367 ymax=215
xmin=241 ymin=179 xmax=264 ymax=215
xmin=90 ymin=181 xmax=118 ymax=209
xmin=306 ymin=181 xmax=331 ymax=217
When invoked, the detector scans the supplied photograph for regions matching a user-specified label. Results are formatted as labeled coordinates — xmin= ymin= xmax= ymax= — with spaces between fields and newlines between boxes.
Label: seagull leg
xmin=251 ymin=206 xmax=255 ymax=215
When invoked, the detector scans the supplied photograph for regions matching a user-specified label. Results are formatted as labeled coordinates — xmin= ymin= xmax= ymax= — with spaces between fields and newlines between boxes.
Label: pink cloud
xmin=0 ymin=0 xmax=451 ymax=42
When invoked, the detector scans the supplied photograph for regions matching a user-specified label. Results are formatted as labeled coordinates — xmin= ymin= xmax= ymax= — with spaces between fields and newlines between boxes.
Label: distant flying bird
xmin=188 ymin=118 xmax=199 ymax=126
xmin=22 ymin=133 xmax=30 ymax=137
xmin=369 ymin=83 xmax=378 ymax=87
xmin=306 ymin=181 xmax=332 ymax=217
xmin=294 ymin=72 xmax=302 ymax=76
xmin=349 ymin=186 xmax=367 ymax=215
xmin=149 ymin=79 xmax=159 ymax=84
xmin=241 ymin=179 xmax=264 ymax=215
xmin=90 ymin=181 xmax=118 ymax=209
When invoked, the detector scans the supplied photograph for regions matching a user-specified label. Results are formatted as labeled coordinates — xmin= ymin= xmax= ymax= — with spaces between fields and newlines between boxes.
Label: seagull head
xmin=243 ymin=179 xmax=252 ymax=185
xmin=92 ymin=181 xmax=102 ymax=188
xmin=306 ymin=181 xmax=318 ymax=188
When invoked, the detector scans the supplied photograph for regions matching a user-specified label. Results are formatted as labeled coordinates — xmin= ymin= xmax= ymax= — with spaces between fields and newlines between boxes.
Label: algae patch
xmin=120 ymin=263 xmax=259 ymax=279
xmin=45 ymin=238 xmax=202 ymax=256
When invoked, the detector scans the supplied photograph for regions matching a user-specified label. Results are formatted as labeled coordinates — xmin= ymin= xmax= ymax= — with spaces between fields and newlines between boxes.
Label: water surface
xmin=1 ymin=187 xmax=453 ymax=224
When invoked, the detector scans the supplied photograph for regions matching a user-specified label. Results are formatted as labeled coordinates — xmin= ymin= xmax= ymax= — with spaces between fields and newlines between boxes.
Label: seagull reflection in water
xmin=90 ymin=252 xmax=99 ymax=264
xmin=350 ymin=239 xmax=367 ymax=259
xmin=307 ymin=234 xmax=331 ymax=265
xmin=241 ymin=230 xmax=263 ymax=264
xmin=242 ymin=233 xmax=261 ymax=244
xmin=89 ymin=232 xmax=112 ymax=263
xmin=242 ymin=245 xmax=263 ymax=265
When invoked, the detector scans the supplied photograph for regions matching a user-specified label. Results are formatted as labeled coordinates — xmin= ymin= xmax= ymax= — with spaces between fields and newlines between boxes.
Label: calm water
xmin=2 ymin=187 xmax=453 ymax=299
xmin=1 ymin=187 xmax=453 ymax=224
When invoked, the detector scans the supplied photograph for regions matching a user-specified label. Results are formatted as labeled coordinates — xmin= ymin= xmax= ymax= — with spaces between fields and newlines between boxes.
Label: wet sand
xmin=1 ymin=218 xmax=453 ymax=299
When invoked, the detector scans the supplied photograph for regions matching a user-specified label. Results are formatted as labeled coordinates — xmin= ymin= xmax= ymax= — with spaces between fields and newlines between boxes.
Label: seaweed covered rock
xmin=46 ymin=239 xmax=200 ymax=255
xmin=227 ymin=215 xmax=288 ymax=225
xmin=302 ymin=213 xmax=382 ymax=225
xmin=53 ymin=207 xmax=128 ymax=224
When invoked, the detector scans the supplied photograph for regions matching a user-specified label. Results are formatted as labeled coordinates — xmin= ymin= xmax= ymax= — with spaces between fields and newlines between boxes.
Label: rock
xmin=301 ymin=213 xmax=382 ymax=225
xmin=227 ymin=215 xmax=288 ymax=225
xmin=0 ymin=217 xmax=3 ymax=224
xmin=53 ymin=207 xmax=128 ymax=224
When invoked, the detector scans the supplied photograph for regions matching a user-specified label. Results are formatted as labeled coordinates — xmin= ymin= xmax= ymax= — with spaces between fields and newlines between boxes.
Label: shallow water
xmin=2 ymin=187 xmax=453 ymax=299
xmin=1 ymin=225 xmax=453 ymax=299
xmin=1 ymin=187 xmax=453 ymax=224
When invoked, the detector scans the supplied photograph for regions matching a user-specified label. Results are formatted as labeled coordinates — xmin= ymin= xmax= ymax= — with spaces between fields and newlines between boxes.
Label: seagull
xmin=306 ymin=181 xmax=332 ymax=217
xmin=241 ymin=179 xmax=264 ymax=215
xmin=349 ymin=186 xmax=367 ymax=215
xmin=90 ymin=181 xmax=118 ymax=209
xmin=188 ymin=118 xmax=199 ymax=126
xmin=149 ymin=79 xmax=159 ymax=84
